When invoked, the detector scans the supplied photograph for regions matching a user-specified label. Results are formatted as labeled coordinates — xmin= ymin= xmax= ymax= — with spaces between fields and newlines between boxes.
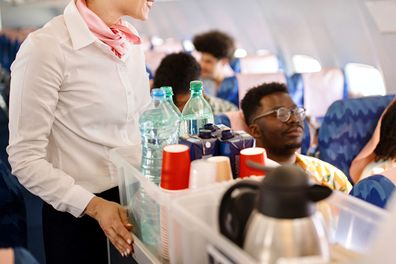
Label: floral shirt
xmin=295 ymin=154 xmax=352 ymax=194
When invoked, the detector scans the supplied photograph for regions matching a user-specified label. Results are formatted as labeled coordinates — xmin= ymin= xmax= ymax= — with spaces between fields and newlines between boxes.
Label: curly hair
xmin=241 ymin=82 xmax=289 ymax=126
xmin=153 ymin=52 xmax=201 ymax=96
xmin=193 ymin=30 xmax=236 ymax=61
xmin=374 ymin=102 xmax=396 ymax=161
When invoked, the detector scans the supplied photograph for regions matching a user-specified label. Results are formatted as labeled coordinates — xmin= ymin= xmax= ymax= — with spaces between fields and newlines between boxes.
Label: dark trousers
xmin=42 ymin=187 xmax=120 ymax=264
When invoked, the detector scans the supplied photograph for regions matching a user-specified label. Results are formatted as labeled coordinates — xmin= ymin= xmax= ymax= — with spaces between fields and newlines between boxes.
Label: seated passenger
xmin=241 ymin=82 xmax=352 ymax=193
xmin=359 ymin=102 xmax=396 ymax=180
xmin=192 ymin=30 xmax=239 ymax=106
xmin=350 ymin=98 xmax=396 ymax=183
xmin=153 ymin=52 xmax=237 ymax=114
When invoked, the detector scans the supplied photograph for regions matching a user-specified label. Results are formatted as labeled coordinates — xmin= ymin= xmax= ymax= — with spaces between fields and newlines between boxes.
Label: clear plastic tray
xmin=169 ymin=185 xmax=389 ymax=264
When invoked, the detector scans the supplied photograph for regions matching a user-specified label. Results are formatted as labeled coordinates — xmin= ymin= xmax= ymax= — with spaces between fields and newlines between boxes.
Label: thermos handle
xmin=218 ymin=180 xmax=260 ymax=247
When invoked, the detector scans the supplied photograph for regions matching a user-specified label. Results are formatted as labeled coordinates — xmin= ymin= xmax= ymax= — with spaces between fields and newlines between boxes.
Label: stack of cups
xmin=239 ymin=147 xmax=267 ymax=178
xmin=189 ymin=156 xmax=233 ymax=190
xmin=160 ymin=144 xmax=191 ymax=261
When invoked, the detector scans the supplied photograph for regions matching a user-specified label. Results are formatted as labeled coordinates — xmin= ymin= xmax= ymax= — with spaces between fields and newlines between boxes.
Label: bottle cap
xmin=190 ymin=80 xmax=203 ymax=92
xmin=199 ymin=129 xmax=213 ymax=139
xmin=151 ymin=88 xmax=165 ymax=98
xmin=203 ymin=123 xmax=216 ymax=132
xmin=221 ymin=129 xmax=234 ymax=140
xmin=161 ymin=86 xmax=174 ymax=97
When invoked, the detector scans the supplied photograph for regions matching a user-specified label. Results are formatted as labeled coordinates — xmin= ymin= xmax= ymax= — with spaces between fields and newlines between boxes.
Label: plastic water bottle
xmin=139 ymin=88 xmax=180 ymax=185
xmin=181 ymin=80 xmax=214 ymax=136
xmin=161 ymin=86 xmax=182 ymax=118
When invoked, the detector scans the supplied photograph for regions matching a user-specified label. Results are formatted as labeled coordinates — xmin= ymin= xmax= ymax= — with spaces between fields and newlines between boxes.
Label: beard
xmin=269 ymin=142 xmax=302 ymax=157
xmin=259 ymin=126 xmax=303 ymax=155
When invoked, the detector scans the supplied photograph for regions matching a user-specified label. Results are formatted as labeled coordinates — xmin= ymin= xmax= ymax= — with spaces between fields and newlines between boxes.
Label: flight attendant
xmin=7 ymin=0 xmax=154 ymax=263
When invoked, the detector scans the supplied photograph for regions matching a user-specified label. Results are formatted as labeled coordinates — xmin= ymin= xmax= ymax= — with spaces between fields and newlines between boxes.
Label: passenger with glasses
xmin=241 ymin=82 xmax=351 ymax=194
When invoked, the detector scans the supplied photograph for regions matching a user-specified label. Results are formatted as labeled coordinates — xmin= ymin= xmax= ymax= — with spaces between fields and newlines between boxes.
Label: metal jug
xmin=219 ymin=165 xmax=332 ymax=264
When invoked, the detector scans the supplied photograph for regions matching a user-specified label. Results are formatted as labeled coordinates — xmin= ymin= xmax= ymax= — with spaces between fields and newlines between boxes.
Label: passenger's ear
xmin=248 ymin=123 xmax=262 ymax=139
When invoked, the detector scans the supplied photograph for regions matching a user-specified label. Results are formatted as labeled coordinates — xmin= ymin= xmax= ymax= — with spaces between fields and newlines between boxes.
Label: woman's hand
xmin=85 ymin=196 xmax=134 ymax=257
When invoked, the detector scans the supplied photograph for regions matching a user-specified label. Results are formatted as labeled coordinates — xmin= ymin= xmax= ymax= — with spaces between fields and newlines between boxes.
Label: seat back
xmin=351 ymin=175 xmax=395 ymax=208
xmin=237 ymin=73 xmax=287 ymax=103
xmin=318 ymin=95 xmax=395 ymax=182
xmin=240 ymin=54 xmax=280 ymax=74
xmin=291 ymin=68 xmax=347 ymax=119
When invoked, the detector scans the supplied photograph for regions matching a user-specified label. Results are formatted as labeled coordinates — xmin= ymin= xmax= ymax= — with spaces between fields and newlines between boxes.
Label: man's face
xmin=249 ymin=92 xmax=304 ymax=156
xmin=198 ymin=53 xmax=223 ymax=79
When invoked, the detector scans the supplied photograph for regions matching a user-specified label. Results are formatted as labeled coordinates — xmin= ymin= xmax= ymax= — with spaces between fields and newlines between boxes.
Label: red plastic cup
xmin=160 ymin=144 xmax=191 ymax=190
xmin=239 ymin=147 xmax=267 ymax=178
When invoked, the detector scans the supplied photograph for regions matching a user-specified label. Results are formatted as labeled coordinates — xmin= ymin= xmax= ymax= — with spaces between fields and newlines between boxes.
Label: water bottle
xmin=181 ymin=80 xmax=214 ymax=136
xmin=139 ymin=88 xmax=180 ymax=185
xmin=161 ymin=86 xmax=182 ymax=118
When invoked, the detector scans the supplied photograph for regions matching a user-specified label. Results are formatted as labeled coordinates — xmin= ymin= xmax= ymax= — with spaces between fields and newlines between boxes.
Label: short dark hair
xmin=374 ymin=102 xmax=396 ymax=161
xmin=241 ymin=82 xmax=289 ymax=125
xmin=153 ymin=52 xmax=201 ymax=96
xmin=193 ymin=30 xmax=235 ymax=61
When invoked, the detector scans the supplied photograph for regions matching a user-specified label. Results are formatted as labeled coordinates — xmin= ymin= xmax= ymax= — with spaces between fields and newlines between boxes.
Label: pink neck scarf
xmin=76 ymin=0 xmax=141 ymax=58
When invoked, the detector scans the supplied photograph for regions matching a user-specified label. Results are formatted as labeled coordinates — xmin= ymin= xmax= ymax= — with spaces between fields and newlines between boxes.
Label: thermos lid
xmin=257 ymin=165 xmax=332 ymax=219
xmin=199 ymin=129 xmax=213 ymax=139
xmin=221 ymin=129 xmax=234 ymax=140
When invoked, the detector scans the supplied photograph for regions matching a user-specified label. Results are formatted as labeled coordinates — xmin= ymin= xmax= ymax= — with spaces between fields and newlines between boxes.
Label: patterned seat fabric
xmin=318 ymin=95 xmax=395 ymax=182
xmin=351 ymin=175 xmax=395 ymax=208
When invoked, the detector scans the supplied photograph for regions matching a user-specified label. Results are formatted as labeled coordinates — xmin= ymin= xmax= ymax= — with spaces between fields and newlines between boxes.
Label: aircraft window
xmin=292 ymin=55 xmax=322 ymax=73
xmin=345 ymin=63 xmax=386 ymax=97
xmin=182 ymin=40 xmax=194 ymax=52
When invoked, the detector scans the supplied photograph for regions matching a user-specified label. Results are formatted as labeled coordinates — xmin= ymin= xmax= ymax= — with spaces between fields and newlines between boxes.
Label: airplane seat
xmin=215 ymin=111 xmax=311 ymax=155
xmin=217 ymin=76 xmax=239 ymax=107
xmin=350 ymin=175 xmax=395 ymax=208
xmin=288 ymin=73 xmax=304 ymax=108
xmin=239 ymin=54 xmax=280 ymax=74
xmin=229 ymin=57 xmax=241 ymax=73
xmin=236 ymin=72 xmax=287 ymax=104
xmin=293 ymin=68 xmax=347 ymax=120
xmin=318 ymin=95 xmax=395 ymax=183
xmin=214 ymin=113 xmax=231 ymax=128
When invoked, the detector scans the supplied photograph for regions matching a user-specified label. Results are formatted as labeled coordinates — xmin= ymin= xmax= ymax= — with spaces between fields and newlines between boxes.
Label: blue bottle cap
xmin=151 ymin=88 xmax=165 ymax=98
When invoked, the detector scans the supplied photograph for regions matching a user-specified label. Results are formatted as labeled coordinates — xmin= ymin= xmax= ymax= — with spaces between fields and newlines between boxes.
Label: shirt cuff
xmin=61 ymin=185 xmax=95 ymax=217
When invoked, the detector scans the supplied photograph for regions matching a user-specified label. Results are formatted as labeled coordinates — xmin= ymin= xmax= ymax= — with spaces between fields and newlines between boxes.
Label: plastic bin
xmin=168 ymin=186 xmax=389 ymax=264
xmin=109 ymin=147 xmax=235 ymax=262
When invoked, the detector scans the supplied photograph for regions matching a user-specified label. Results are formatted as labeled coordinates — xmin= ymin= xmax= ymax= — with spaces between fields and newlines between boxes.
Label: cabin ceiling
xmin=1 ymin=0 xmax=396 ymax=93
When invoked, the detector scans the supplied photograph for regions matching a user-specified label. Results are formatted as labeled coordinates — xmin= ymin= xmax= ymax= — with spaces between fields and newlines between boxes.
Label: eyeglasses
xmin=252 ymin=106 xmax=306 ymax=123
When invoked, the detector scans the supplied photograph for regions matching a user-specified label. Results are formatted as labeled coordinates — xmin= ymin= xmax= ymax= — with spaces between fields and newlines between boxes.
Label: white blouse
xmin=7 ymin=1 xmax=151 ymax=217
